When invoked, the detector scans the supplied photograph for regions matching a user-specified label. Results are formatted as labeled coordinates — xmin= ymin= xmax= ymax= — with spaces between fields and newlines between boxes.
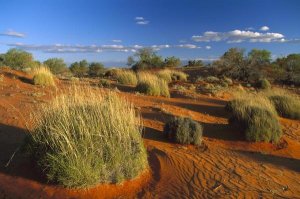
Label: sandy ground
xmin=0 ymin=68 xmax=300 ymax=199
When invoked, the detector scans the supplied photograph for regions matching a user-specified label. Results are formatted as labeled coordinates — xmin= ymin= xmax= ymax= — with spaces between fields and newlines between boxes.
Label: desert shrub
xmin=104 ymin=68 xmax=121 ymax=78
xmin=268 ymin=95 xmax=300 ymax=119
xmin=136 ymin=72 xmax=170 ymax=97
xmin=116 ymin=70 xmax=137 ymax=85
xmin=157 ymin=69 xmax=188 ymax=83
xmin=98 ymin=79 xmax=111 ymax=88
xmin=205 ymin=76 xmax=220 ymax=83
xmin=223 ymin=77 xmax=233 ymax=85
xmin=164 ymin=117 xmax=203 ymax=146
xmin=32 ymin=67 xmax=55 ymax=86
xmin=43 ymin=58 xmax=67 ymax=75
xmin=157 ymin=69 xmax=172 ymax=83
xmin=226 ymin=95 xmax=282 ymax=143
xmin=24 ymin=87 xmax=148 ymax=188
xmin=171 ymin=71 xmax=188 ymax=81
xmin=257 ymin=78 xmax=271 ymax=90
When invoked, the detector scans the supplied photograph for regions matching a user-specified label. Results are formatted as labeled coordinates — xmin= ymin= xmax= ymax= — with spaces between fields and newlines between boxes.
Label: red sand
xmin=0 ymin=68 xmax=300 ymax=198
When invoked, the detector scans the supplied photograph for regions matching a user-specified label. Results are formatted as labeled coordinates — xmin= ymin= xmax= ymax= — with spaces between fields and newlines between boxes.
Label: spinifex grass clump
xmin=25 ymin=86 xmax=148 ymax=188
xmin=157 ymin=69 xmax=188 ymax=83
xmin=226 ymin=94 xmax=282 ymax=143
xmin=164 ymin=117 xmax=203 ymax=146
xmin=116 ymin=70 xmax=138 ymax=86
xmin=136 ymin=72 xmax=170 ymax=97
xmin=32 ymin=66 xmax=55 ymax=86
xmin=268 ymin=94 xmax=300 ymax=119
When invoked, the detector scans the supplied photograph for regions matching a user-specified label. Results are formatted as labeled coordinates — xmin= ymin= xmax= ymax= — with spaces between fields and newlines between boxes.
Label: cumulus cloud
xmin=192 ymin=29 xmax=284 ymax=43
xmin=205 ymin=45 xmax=211 ymax=50
xmin=260 ymin=26 xmax=270 ymax=31
xmin=135 ymin=16 xmax=149 ymax=25
xmin=112 ymin=39 xmax=122 ymax=43
xmin=0 ymin=29 xmax=25 ymax=38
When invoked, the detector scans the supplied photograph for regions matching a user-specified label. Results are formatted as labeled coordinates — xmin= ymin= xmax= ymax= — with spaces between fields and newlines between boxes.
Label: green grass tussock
xmin=136 ymin=72 xmax=170 ymax=97
xmin=24 ymin=86 xmax=148 ymax=188
xmin=268 ymin=94 xmax=300 ymax=119
xmin=164 ymin=117 xmax=203 ymax=146
xmin=116 ymin=70 xmax=138 ymax=86
xmin=226 ymin=94 xmax=282 ymax=143
xmin=32 ymin=66 xmax=55 ymax=86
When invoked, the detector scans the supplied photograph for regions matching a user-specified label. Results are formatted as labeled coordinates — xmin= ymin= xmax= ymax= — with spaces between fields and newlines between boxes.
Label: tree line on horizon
xmin=0 ymin=47 xmax=299 ymax=85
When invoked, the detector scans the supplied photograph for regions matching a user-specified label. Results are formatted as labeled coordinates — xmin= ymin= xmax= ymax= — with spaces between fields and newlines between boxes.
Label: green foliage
xmin=186 ymin=60 xmax=204 ymax=67
xmin=24 ymin=89 xmax=148 ymax=188
xmin=164 ymin=56 xmax=181 ymax=68
xmin=164 ymin=117 xmax=203 ymax=146
xmin=248 ymin=49 xmax=271 ymax=66
xmin=70 ymin=60 xmax=89 ymax=77
xmin=269 ymin=95 xmax=300 ymax=119
xmin=127 ymin=56 xmax=135 ymax=67
xmin=88 ymin=62 xmax=105 ymax=77
xmin=257 ymin=78 xmax=271 ymax=90
xmin=3 ymin=48 xmax=34 ymax=69
xmin=131 ymin=48 xmax=163 ymax=70
xmin=226 ymin=97 xmax=282 ymax=143
xmin=44 ymin=58 xmax=67 ymax=74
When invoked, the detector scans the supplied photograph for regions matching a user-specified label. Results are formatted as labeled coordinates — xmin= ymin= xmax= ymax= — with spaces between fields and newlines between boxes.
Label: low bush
xmin=157 ymin=69 xmax=188 ymax=83
xmin=32 ymin=66 xmax=55 ymax=86
xmin=171 ymin=71 xmax=188 ymax=81
xmin=24 ymin=87 xmax=148 ymax=188
xmin=226 ymin=95 xmax=282 ymax=143
xmin=116 ymin=70 xmax=137 ymax=85
xmin=257 ymin=78 xmax=271 ymax=90
xmin=136 ymin=72 xmax=170 ymax=97
xmin=164 ymin=117 xmax=203 ymax=146
xmin=205 ymin=76 xmax=220 ymax=83
xmin=157 ymin=69 xmax=172 ymax=83
xmin=268 ymin=95 xmax=300 ymax=119
xmin=98 ymin=79 xmax=111 ymax=88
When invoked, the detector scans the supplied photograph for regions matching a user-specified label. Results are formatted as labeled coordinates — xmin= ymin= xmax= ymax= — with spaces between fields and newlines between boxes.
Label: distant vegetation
xmin=0 ymin=47 xmax=299 ymax=87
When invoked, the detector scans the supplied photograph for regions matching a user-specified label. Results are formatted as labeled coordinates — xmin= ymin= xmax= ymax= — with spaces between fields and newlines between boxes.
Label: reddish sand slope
xmin=0 ymin=69 xmax=300 ymax=198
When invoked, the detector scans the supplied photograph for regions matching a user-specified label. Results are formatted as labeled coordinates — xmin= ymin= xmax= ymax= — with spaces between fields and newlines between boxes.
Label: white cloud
xmin=205 ymin=45 xmax=211 ymax=50
xmin=135 ymin=17 xmax=144 ymax=21
xmin=136 ymin=20 xmax=149 ymax=25
xmin=0 ymin=29 xmax=25 ymax=38
xmin=260 ymin=26 xmax=270 ymax=31
xmin=192 ymin=29 xmax=284 ymax=43
xmin=177 ymin=44 xmax=200 ymax=49
xmin=112 ymin=39 xmax=122 ymax=43
xmin=7 ymin=42 xmax=207 ymax=54
xmin=135 ymin=16 xmax=149 ymax=25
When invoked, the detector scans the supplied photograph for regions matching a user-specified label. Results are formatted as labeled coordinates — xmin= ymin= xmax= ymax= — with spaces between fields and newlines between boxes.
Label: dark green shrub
xmin=164 ymin=117 xmax=203 ymax=146
xmin=257 ymin=78 xmax=271 ymax=89
xmin=226 ymin=98 xmax=282 ymax=143
xmin=269 ymin=95 xmax=300 ymax=119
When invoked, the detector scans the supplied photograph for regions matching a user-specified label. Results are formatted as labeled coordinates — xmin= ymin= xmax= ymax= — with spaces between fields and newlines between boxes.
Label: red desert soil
xmin=0 ymin=69 xmax=300 ymax=198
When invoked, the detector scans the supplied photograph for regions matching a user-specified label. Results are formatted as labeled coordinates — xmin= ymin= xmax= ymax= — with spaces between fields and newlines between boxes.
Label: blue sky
xmin=0 ymin=0 xmax=299 ymax=66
